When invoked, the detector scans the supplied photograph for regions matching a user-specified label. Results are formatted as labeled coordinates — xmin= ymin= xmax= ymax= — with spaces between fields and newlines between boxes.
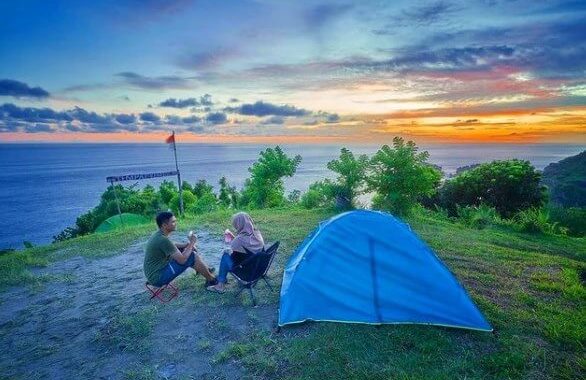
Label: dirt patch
xmin=0 ymin=230 xmax=278 ymax=379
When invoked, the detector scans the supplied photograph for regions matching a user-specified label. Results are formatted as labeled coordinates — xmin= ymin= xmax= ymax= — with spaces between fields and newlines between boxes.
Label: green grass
xmin=94 ymin=305 xmax=159 ymax=353
xmin=1 ymin=206 xmax=584 ymax=379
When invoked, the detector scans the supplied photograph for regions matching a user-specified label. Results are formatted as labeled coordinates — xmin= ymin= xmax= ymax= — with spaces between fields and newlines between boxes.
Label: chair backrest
xmin=232 ymin=241 xmax=280 ymax=283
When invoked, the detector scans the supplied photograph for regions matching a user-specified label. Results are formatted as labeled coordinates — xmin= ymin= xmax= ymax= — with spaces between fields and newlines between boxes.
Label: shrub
xmin=367 ymin=137 xmax=441 ymax=215
xmin=326 ymin=148 xmax=369 ymax=209
xmin=300 ymin=181 xmax=334 ymax=209
xmin=159 ymin=180 xmax=178 ymax=205
xmin=440 ymin=159 xmax=546 ymax=218
xmin=287 ymin=190 xmax=301 ymax=204
xmin=456 ymin=204 xmax=500 ymax=229
xmin=170 ymin=190 xmax=197 ymax=214
xmin=241 ymin=146 xmax=302 ymax=208
xmin=53 ymin=226 xmax=80 ymax=242
xmin=548 ymin=207 xmax=586 ymax=237
xmin=192 ymin=179 xmax=216 ymax=199
xmin=218 ymin=177 xmax=240 ymax=208
xmin=512 ymin=208 xmax=564 ymax=235
xmin=189 ymin=192 xmax=218 ymax=215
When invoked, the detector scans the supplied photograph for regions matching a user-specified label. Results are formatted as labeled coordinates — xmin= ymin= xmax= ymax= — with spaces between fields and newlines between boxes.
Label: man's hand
xmin=188 ymin=230 xmax=197 ymax=244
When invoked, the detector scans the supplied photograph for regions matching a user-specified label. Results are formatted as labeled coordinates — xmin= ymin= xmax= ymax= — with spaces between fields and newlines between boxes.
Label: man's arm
xmin=171 ymin=234 xmax=196 ymax=264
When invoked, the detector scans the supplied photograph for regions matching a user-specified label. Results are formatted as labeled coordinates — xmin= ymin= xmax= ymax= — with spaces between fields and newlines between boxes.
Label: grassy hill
xmin=542 ymin=150 xmax=586 ymax=207
xmin=0 ymin=208 xmax=584 ymax=379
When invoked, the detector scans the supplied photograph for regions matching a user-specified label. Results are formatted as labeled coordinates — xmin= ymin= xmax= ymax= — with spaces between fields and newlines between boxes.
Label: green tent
xmin=96 ymin=213 xmax=149 ymax=233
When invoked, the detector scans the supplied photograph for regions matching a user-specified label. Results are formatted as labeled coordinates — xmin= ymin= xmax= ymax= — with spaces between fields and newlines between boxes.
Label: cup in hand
xmin=224 ymin=229 xmax=233 ymax=243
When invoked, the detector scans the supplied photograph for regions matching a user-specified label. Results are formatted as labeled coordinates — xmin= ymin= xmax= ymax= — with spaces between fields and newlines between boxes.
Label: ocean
xmin=0 ymin=142 xmax=584 ymax=249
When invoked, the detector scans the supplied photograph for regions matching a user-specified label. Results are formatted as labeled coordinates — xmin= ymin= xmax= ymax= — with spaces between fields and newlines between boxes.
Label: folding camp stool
xmin=145 ymin=281 xmax=179 ymax=303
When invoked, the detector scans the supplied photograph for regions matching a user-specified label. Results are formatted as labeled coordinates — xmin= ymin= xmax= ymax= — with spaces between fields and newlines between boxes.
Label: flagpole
xmin=171 ymin=131 xmax=184 ymax=215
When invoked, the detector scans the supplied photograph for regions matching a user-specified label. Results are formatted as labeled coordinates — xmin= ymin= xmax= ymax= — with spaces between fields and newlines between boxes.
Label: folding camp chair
xmin=230 ymin=241 xmax=280 ymax=306
xmin=145 ymin=281 xmax=179 ymax=303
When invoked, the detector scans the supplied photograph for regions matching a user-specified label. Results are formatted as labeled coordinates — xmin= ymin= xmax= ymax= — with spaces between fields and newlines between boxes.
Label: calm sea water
xmin=0 ymin=143 xmax=584 ymax=249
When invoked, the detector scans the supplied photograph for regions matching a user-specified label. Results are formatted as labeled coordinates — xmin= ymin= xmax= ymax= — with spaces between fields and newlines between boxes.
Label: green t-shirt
xmin=144 ymin=230 xmax=177 ymax=284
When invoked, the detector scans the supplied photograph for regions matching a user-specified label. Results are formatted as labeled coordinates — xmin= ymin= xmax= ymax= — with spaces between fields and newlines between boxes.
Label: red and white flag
xmin=165 ymin=132 xmax=175 ymax=144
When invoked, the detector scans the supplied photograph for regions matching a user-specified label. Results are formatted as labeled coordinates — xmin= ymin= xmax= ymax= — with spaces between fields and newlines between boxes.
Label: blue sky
xmin=0 ymin=0 xmax=585 ymax=143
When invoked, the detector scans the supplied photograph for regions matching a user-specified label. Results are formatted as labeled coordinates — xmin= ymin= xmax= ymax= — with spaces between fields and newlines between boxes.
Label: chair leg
xmin=234 ymin=285 xmax=245 ymax=299
xmin=145 ymin=282 xmax=178 ymax=303
xmin=262 ymin=276 xmax=273 ymax=292
xmin=248 ymin=287 xmax=257 ymax=307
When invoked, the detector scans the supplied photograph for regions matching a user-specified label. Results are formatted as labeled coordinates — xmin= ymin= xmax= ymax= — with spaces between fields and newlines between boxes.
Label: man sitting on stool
xmin=144 ymin=211 xmax=217 ymax=288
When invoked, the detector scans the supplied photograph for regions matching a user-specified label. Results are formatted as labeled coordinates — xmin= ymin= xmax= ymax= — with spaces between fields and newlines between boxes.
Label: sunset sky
xmin=0 ymin=0 xmax=585 ymax=143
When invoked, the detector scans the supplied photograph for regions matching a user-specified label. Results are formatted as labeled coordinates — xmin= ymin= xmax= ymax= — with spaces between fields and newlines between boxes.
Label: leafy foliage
xmin=440 ymin=159 xmax=546 ymax=218
xmin=189 ymin=192 xmax=219 ymax=214
xmin=218 ymin=176 xmax=240 ymax=208
xmin=325 ymin=148 xmax=369 ymax=209
xmin=456 ymin=204 xmax=500 ymax=229
xmin=367 ymin=137 xmax=441 ymax=215
xmin=512 ymin=208 xmax=566 ymax=235
xmin=548 ymin=206 xmax=586 ymax=237
xmin=300 ymin=180 xmax=335 ymax=209
xmin=170 ymin=190 xmax=196 ymax=214
xmin=241 ymin=146 xmax=302 ymax=208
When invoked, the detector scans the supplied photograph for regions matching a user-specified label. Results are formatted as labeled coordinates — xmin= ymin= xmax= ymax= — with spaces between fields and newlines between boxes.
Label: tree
xmin=159 ymin=180 xmax=178 ymax=205
xmin=192 ymin=179 xmax=216 ymax=199
xmin=300 ymin=180 xmax=334 ymax=209
xmin=170 ymin=190 xmax=197 ymax=214
xmin=367 ymin=137 xmax=441 ymax=215
xmin=439 ymin=159 xmax=546 ymax=218
xmin=241 ymin=146 xmax=302 ymax=208
xmin=218 ymin=176 xmax=240 ymax=208
xmin=326 ymin=148 xmax=369 ymax=209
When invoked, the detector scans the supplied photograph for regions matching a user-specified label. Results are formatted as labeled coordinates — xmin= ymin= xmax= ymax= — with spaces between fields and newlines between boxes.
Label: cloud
xmin=0 ymin=79 xmax=50 ymax=99
xmin=182 ymin=115 xmax=201 ymax=124
xmin=69 ymin=106 xmax=111 ymax=124
xmin=115 ymin=113 xmax=136 ymax=124
xmin=227 ymin=101 xmax=310 ymax=117
xmin=0 ymin=103 xmax=148 ymax=133
xmin=200 ymin=94 xmax=213 ymax=106
xmin=229 ymin=98 xmax=240 ymax=103
xmin=159 ymin=97 xmax=199 ymax=108
xmin=326 ymin=113 xmax=340 ymax=123
xmin=176 ymin=49 xmax=239 ymax=70
xmin=115 ymin=72 xmax=194 ymax=90
xmin=159 ymin=94 xmax=213 ymax=108
xmin=260 ymin=116 xmax=285 ymax=125
xmin=139 ymin=112 xmax=162 ymax=123
xmin=0 ymin=103 xmax=72 ymax=122
xmin=397 ymin=1 xmax=457 ymax=26
xmin=205 ymin=112 xmax=228 ymax=125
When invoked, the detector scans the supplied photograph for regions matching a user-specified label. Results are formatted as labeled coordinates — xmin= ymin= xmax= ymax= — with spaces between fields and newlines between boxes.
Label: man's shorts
xmin=155 ymin=252 xmax=196 ymax=286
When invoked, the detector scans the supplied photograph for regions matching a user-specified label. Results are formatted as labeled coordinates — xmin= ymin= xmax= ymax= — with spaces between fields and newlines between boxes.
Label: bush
xmin=456 ymin=204 xmax=500 ymax=229
xmin=440 ymin=159 xmax=546 ymax=218
xmin=241 ymin=146 xmax=302 ymax=208
xmin=159 ymin=180 xmax=178 ymax=205
xmin=300 ymin=181 xmax=334 ymax=209
xmin=192 ymin=179 xmax=216 ymax=199
xmin=189 ymin=192 xmax=218 ymax=214
xmin=547 ymin=206 xmax=586 ymax=237
xmin=170 ymin=190 xmax=197 ymax=214
xmin=512 ymin=208 xmax=565 ymax=235
xmin=218 ymin=177 xmax=240 ymax=208
xmin=326 ymin=148 xmax=369 ymax=209
xmin=367 ymin=137 xmax=441 ymax=215
xmin=53 ymin=226 xmax=80 ymax=242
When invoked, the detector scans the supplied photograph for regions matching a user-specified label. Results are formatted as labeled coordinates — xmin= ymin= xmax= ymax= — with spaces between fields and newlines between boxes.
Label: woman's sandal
xmin=206 ymin=285 xmax=225 ymax=294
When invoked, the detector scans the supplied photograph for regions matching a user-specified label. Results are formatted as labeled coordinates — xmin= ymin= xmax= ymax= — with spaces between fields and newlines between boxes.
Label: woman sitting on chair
xmin=207 ymin=212 xmax=264 ymax=293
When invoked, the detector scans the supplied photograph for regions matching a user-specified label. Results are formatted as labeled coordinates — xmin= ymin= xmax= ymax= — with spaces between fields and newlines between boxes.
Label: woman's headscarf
xmin=230 ymin=212 xmax=265 ymax=253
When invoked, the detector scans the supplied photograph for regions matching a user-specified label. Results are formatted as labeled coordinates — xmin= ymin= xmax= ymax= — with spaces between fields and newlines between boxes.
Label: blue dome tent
xmin=279 ymin=210 xmax=492 ymax=332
